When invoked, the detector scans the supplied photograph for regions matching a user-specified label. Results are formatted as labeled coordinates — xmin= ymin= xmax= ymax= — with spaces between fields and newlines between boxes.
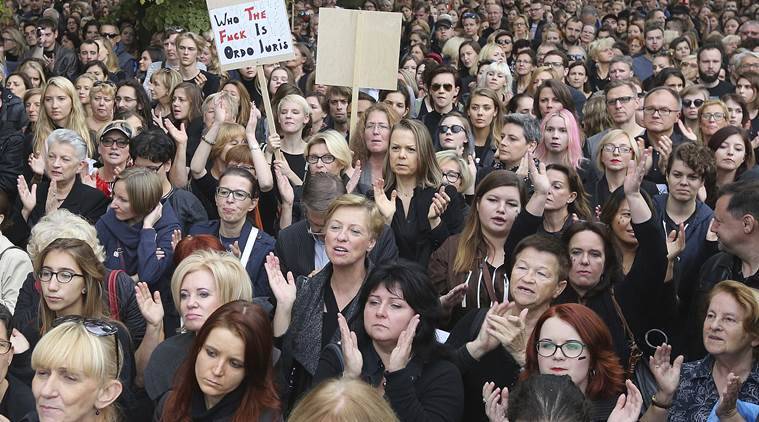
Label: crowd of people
xmin=0 ymin=0 xmax=757 ymax=420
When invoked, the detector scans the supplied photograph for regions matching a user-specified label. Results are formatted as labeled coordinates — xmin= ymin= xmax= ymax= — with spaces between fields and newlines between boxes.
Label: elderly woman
xmin=642 ymin=281 xmax=759 ymax=422
xmin=85 ymin=80 xmax=116 ymax=134
xmin=264 ymin=194 xmax=386 ymax=409
xmin=15 ymin=129 xmax=108 ymax=245
xmin=588 ymin=38 xmax=615 ymax=91
xmin=89 ymin=120 xmax=133 ymax=198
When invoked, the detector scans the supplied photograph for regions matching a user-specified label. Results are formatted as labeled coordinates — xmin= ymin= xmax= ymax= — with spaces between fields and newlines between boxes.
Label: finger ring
xmin=483 ymin=399 xmax=487 ymax=403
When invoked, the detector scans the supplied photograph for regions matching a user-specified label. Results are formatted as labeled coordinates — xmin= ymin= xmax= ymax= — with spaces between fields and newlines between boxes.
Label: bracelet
xmin=651 ymin=395 xmax=672 ymax=409
xmin=202 ymin=136 xmax=216 ymax=146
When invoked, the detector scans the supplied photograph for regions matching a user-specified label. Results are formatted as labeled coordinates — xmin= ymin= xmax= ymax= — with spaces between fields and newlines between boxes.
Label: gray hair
xmin=610 ymin=55 xmax=633 ymax=69
xmin=45 ymin=129 xmax=88 ymax=161
xmin=502 ymin=113 xmax=541 ymax=144
xmin=27 ymin=209 xmax=106 ymax=261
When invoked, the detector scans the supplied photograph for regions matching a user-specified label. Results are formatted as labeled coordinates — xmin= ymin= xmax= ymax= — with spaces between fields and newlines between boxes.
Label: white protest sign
xmin=206 ymin=0 xmax=294 ymax=71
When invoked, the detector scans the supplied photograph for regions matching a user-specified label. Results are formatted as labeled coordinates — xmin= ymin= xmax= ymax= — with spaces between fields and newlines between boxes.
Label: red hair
xmin=173 ymin=234 xmax=226 ymax=266
xmin=162 ymin=300 xmax=280 ymax=421
xmin=521 ymin=303 xmax=625 ymax=401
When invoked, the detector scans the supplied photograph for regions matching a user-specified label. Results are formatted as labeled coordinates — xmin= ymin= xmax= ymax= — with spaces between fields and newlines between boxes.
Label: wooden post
xmin=349 ymin=13 xmax=365 ymax=135
xmin=257 ymin=66 xmax=285 ymax=161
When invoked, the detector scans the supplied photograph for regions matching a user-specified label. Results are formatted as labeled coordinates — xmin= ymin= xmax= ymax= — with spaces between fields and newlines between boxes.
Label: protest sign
xmin=316 ymin=8 xmax=402 ymax=133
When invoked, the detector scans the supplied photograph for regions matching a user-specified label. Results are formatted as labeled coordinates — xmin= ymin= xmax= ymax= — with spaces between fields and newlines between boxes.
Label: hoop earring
xmin=82 ymin=287 xmax=87 ymax=295
xmin=95 ymin=408 xmax=100 ymax=416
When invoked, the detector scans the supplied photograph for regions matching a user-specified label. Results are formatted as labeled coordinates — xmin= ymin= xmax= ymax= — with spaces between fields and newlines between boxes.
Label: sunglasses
xmin=52 ymin=316 xmax=120 ymax=371
xmin=682 ymin=99 xmax=704 ymax=108
xmin=438 ymin=124 xmax=465 ymax=134
xmin=100 ymin=32 xmax=118 ymax=39
xmin=100 ymin=137 xmax=130 ymax=148
xmin=430 ymin=83 xmax=454 ymax=92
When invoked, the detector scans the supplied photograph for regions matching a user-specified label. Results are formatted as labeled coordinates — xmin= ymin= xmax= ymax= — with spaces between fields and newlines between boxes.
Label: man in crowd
xmin=100 ymin=22 xmax=137 ymax=78
xmin=697 ymin=44 xmax=734 ymax=98
xmin=32 ymin=17 xmax=77 ymax=80
xmin=632 ymin=23 xmax=665 ymax=81
xmin=587 ymin=80 xmax=645 ymax=161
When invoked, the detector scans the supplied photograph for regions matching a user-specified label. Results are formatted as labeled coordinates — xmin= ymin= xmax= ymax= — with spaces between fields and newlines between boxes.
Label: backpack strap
xmin=108 ymin=270 xmax=124 ymax=321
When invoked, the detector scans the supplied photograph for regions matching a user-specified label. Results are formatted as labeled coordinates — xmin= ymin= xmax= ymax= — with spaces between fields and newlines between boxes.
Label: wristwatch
xmin=202 ymin=135 xmax=216 ymax=146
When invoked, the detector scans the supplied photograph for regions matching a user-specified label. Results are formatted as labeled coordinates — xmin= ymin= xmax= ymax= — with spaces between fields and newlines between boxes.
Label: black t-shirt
xmin=706 ymin=80 xmax=734 ymax=99
xmin=185 ymin=69 xmax=221 ymax=98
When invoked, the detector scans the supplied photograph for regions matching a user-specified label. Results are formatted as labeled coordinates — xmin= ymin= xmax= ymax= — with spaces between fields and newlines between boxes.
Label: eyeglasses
xmin=602 ymin=144 xmax=632 ymax=153
xmin=100 ymin=32 xmax=118 ymax=39
xmin=93 ymin=80 xmax=116 ymax=88
xmin=682 ymin=99 xmax=704 ymax=108
xmin=430 ymin=83 xmax=454 ymax=92
xmin=215 ymin=187 xmax=252 ymax=201
xmin=438 ymin=124 xmax=465 ymax=134
xmin=100 ymin=137 xmax=129 ymax=148
xmin=568 ymin=54 xmax=586 ymax=61
xmin=643 ymin=106 xmax=674 ymax=116
xmin=0 ymin=340 xmax=10 ymax=355
xmin=536 ymin=339 xmax=586 ymax=358
xmin=37 ymin=268 xmax=85 ymax=284
xmin=543 ymin=61 xmax=564 ymax=68
xmin=144 ymin=163 xmax=164 ymax=173
xmin=366 ymin=123 xmax=390 ymax=131
xmin=443 ymin=170 xmax=462 ymax=183
xmin=52 ymin=316 xmax=120 ymax=371
xmin=306 ymin=154 xmax=336 ymax=164
xmin=702 ymin=112 xmax=726 ymax=121
xmin=307 ymin=225 xmax=324 ymax=241
xmin=606 ymin=96 xmax=635 ymax=106
xmin=496 ymin=38 xmax=512 ymax=45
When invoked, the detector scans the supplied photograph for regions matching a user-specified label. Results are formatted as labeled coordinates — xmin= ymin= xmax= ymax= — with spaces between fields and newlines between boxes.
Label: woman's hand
xmin=268 ymin=133 xmax=282 ymax=151
xmin=666 ymin=223 xmax=686 ymax=261
xmin=387 ymin=314 xmax=420 ymax=373
xmin=135 ymin=282 xmax=163 ymax=328
xmin=346 ymin=160 xmax=362 ymax=193
xmin=245 ymin=102 xmax=261 ymax=138
xmin=142 ymin=203 xmax=163 ymax=229
xmin=467 ymin=303 xmax=508 ymax=360
xmin=264 ymin=253 xmax=296 ymax=309
xmin=427 ymin=185 xmax=451 ymax=229
xmin=486 ymin=305 xmax=529 ymax=366
xmin=10 ymin=328 xmax=29 ymax=355
xmin=624 ymin=143 xmax=651 ymax=196
xmin=528 ymin=154 xmax=549 ymax=196
xmin=338 ymin=313 xmax=363 ymax=379
xmin=608 ymin=380 xmax=643 ymax=422
xmin=152 ymin=109 xmax=166 ymax=131
xmin=275 ymin=167 xmax=295 ymax=206
xmin=372 ymin=177 xmax=397 ymax=224
xmin=230 ymin=241 xmax=241 ymax=258
xmin=515 ymin=153 xmax=530 ymax=178
xmin=716 ymin=372 xmax=743 ymax=418
xmin=648 ymin=343 xmax=684 ymax=404
xmin=170 ymin=229 xmax=183 ymax=251
xmin=194 ymin=72 xmax=208 ymax=89
xmin=440 ymin=282 xmax=467 ymax=311
xmin=28 ymin=153 xmax=45 ymax=176
xmin=80 ymin=168 xmax=97 ymax=188
xmin=213 ymin=95 xmax=228 ymax=124
xmin=165 ymin=120 xmax=188 ymax=146
xmin=483 ymin=382 xmax=509 ymax=422
xmin=677 ymin=120 xmax=697 ymax=142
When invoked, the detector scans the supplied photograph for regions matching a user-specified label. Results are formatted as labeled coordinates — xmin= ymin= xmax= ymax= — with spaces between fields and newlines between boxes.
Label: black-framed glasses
xmin=52 ymin=316 xmax=120 ymax=370
xmin=443 ymin=171 xmax=461 ymax=183
xmin=0 ymin=340 xmax=11 ymax=355
xmin=215 ymin=187 xmax=252 ymax=201
xmin=536 ymin=339 xmax=586 ymax=358
xmin=682 ymin=98 xmax=704 ymax=108
xmin=306 ymin=154 xmax=336 ymax=164
xmin=496 ymin=38 xmax=512 ymax=45
xmin=144 ymin=163 xmax=164 ymax=173
xmin=37 ymin=268 xmax=85 ymax=284
xmin=438 ymin=124 xmax=465 ymax=134
xmin=643 ymin=106 xmax=674 ymax=116
xmin=100 ymin=137 xmax=129 ymax=148
xmin=100 ymin=32 xmax=118 ymax=39
xmin=702 ymin=112 xmax=726 ymax=121
xmin=606 ymin=96 xmax=634 ymax=106
xmin=601 ymin=144 xmax=632 ymax=154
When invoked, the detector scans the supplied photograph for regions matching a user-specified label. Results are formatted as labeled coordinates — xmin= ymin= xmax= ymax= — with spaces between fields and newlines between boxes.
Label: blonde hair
xmin=210 ymin=122 xmax=247 ymax=163
xmin=34 ymin=77 xmax=93 ymax=156
xmin=175 ymin=32 xmax=208 ymax=56
xmin=114 ymin=167 xmax=162 ymax=220
xmin=589 ymin=37 xmax=615 ymax=62
xmin=289 ymin=378 xmax=399 ymax=422
xmin=27 ymin=209 xmax=106 ymax=261
xmin=150 ymin=68 xmax=183 ymax=101
xmin=306 ymin=130 xmax=353 ymax=175
xmin=436 ymin=150 xmax=474 ymax=193
xmin=325 ymin=194 xmax=385 ymax=240
xmin=441 ymin=36 xmax=466 ymax=67
xmin=95 ymin=37 xmax=120 ymax=73
xmin=32 ymin=321 xmax=122 ymax=422
xmin=277 ymin=93 xmax=311 ymax=117
xmin=170 ymin=250 xmax=254 ymax=314
xmin=594 ymin=129 xmax=642 ymax=172
xmin=89 ymin=81 xmax=116 ymax=102
xmin=478 ymin=42 xmax=504 ymax=63
xmin=202 ymin=92 xmax=240 ymax=123
xmin=19 ymin=60 xmax=47 ymax=87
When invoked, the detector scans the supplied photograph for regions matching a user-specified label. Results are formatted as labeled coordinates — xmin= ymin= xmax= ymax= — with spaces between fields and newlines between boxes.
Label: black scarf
xmin=189 ymin=383 xmax=245 ymax=422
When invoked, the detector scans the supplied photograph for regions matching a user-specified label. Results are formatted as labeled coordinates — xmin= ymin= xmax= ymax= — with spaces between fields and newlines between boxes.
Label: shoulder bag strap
xmin=240 ymin=226 xmax=258 ymax=268
xmin=480 ymin=261 xmax=498 ymax=304
xmin=108 ymin=270 xmax=124 ymax=321
xmin=610 ymin=288 xmax=643 ymax=374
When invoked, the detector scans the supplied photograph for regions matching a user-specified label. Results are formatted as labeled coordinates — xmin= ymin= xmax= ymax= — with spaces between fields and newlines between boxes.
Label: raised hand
xmin=28 ymin=153 xmax=45 ymax=176
xmin=608 ymin=380 xmax=644 ymax=422
xmin=245 ymin=102 xmax=261 ymax=138
xmin=338 ymin=313 xmax=363 ymax=379
xmin=170 ymin=229 xmax=183 ymax=251
xmin=152 ymin=109 xmax=166 ymax=131
xmin=666 ymin=223 xmax=686 ymax=261
xmin=230 ymin=241 xmax=241 ymax=258
xmin=483 ymin=382 xmax=509 ymax=422
xmin=648 ymin=343 xmax=684 ymax=405
xmin=387 ymin=314 xmax=420 ymax=372
xmin=656 ymin=135 xmax=673 ymax=174
xmin=428 ymin=185 xmax=451 ymax=228
xmin=143 ymin=203 xmax=163 ymax=229
xmin=440 ymin=282 xmax=468 ymax=311
xmin=372 ymin=177 xmax=397 ymax=223
xmin=80 ymin=168 xmax=97 ymax=188
xmin=194 ymin=71 xmax=208 ymax=89
xmin=17 ymin=176 xmax=37 ymax=219
xmin=268 ymin=133 xmax=282 ymax=151
xmin=44 ymin=180 xmax=62 ymax=215
xmin=624 ymin=145 xmax=651 ymax=196
xmin=165 ymin=120 xmax=188 ymax=146
xmin=275 ymin=167 xmax=295 ymax=205
xmin=345 ymin=160 xmax=362 ymax=193
xmin=135 ymin=282 xmax=163 ymax=328
xmin=264 ymin=253 xmax=296 ymax=309
xmin=515 ymin=153 xmax=530 ymax=178
xmin=677 ymin=120 xmax=697 ymax=142
xmin=528 ymin=154 xmax=550 ymax=196
xmin=10 ymin=328 xmax=29 ymax=354
xmin=716 ymin=372 xmax=743 ymax=418
xmin=213 ymin=95 xmax=228 ymax=124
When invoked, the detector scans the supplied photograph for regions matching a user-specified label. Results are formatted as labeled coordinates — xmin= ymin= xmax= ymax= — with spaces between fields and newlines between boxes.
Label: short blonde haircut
xmin=32 ymin=321 xmax=122 ymax=422
xmin=441 ymin=36 xmax=466 ymax=66
xmin=150 ymin=68 xmax=183 ymax=98
xmin=277 ymin=93 xmax=311 ymax=117
xmin=27 ymin=209 xmax=106 ymax=261
xmin=478 ymin=42 xmax=504 ymax=63
xmin=89 ymin=81 xmax=115 ymax=102
xmin=709 ymin=280 xmax=759 ymax=342
xmin=114 ymin=167 xmax=162 ymax=219
xmin=589 ymin=37 xmax=615 ymax=62
xmin=594 ymin=129 xmax=642 ymax=172
xmin=289 ymin=378 xmax=399 ymax=422
xmin=170 ymin=250 xmax=254 ymax=313
xmin=175 ymin=32 xmax=208 ymax=55
xmin=306 ymin=130 xmax=353 ymax=175
xmin=436 ymin=150 xmax=474 ymax=193
xmin=325 ymin=194 xmax=385 ymax=241
xmin=202 ymin=91 xmax=240 ymax=122
xmin=211 ymin=122 xmax=247 ymax=163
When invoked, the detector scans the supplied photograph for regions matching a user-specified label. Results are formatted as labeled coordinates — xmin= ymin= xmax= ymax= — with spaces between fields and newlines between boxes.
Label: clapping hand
xmin=483 ymin=382 xmax=509 ymax=422
xmin=165 ymin=120 xmax=188 ymax=146
xmin=666 ymin=223 xmax=686 ymax=261
xmin=716 ymin=372 xmax=743 ymax=418
xmin=528 ymin=153 xmax=549 ymax=196
xmin=372 ymin=177 xmax=397 ymax=224
xmin=648 ymin=343 xmax=684 ymax=406
xmin=608 ymin=380 xmax=644 ymax=422
xmin=428 ymin=185 xmax=451 ymax=229
xmin=17 ymin=175 xmax=37 ymax=219
xmin=346 ymin=160 xmax=362 ymax=193
xmin=486 ymin=302 xmax=529 ymax=366
xmin=624 ymin=144 xmax=651 ymax=196
xmin=387 ymin=314 xmax=420 ymax=372
xmin=28 ymin=153 xmax=44 ymax=176
xmin=263 ymin=253 xmax=296 ymax=309
xmin=170 ymin=229 xmax=183 ymax=251
xmin=440 ymin=282 xmax=468 ymax=311
xmin=337 ymin=313 xmax=363 ymax=379
xmin=135 ymin=282 xmax=163 ymax=328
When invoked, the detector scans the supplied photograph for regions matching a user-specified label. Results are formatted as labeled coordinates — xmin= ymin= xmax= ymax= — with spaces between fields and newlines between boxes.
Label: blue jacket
xmin=632 ymin=54 xmax=654 ymax=81
xmin=652 ymin=194 xmax=716 ymax=312
xmin=95 ymin=203 xmax=180 ymax=289
xmin=189 ymin=219 xmax=275 ymax=298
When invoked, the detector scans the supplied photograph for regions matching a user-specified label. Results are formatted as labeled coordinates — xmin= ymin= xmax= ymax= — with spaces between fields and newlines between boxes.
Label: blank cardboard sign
xmin=315 ymin=8 xmax=402 ymax=90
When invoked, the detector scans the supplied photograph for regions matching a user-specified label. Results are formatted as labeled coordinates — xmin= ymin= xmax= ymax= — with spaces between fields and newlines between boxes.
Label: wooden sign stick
xmin=257 ymin=66 xmax=283 ymax=161
xmin=349 ymin=12 xmax=365 ymax=136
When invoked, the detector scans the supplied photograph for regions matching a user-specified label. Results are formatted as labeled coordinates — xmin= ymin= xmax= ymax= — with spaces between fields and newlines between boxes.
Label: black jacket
xmin=0 ymin=120 xmax=25 ymax=195
xmin=0 ymin=88 xmax=28 ymax=131
xmin=274 ymin=219 xmax=399 ymax=280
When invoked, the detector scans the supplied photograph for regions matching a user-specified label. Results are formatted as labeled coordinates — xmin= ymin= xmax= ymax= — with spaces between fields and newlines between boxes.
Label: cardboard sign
xmin=206 ymin=0 xmax=294 ymax=70
xmin=315 ymin=8 xmax=402 ymax=90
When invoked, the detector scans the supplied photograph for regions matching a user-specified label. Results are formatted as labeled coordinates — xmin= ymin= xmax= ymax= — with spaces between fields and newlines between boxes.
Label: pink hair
xmin=535 ymin=109 xmax=584 ymax=169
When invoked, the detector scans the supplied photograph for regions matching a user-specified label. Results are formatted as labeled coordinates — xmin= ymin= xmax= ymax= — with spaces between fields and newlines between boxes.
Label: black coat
xmin=274 ymin=219 xmax=399 ymax=280
xmin=0 ymin=120 xmax=25 ymax=196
